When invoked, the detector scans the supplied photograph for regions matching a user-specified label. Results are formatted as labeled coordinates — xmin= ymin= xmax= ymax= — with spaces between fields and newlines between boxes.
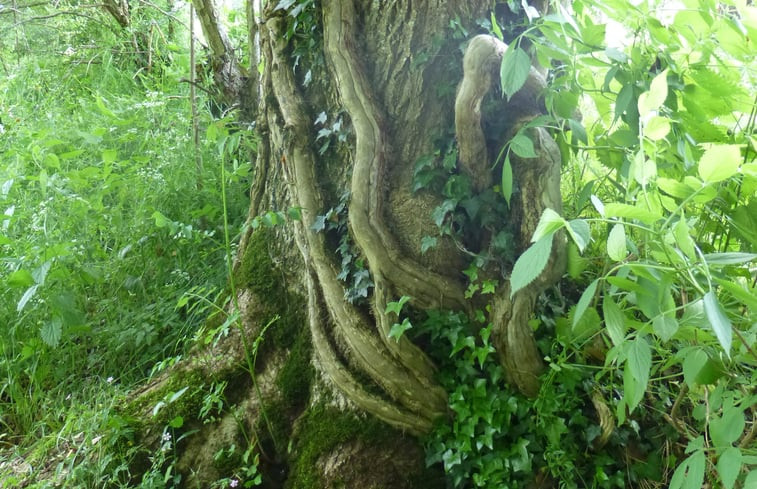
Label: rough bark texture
xmin=124 ymin=1 xmax=564 ymax=486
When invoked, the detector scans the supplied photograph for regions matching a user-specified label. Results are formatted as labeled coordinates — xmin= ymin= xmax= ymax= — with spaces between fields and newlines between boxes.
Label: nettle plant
xmin=505 ymin=0 xmax=756 ymax=487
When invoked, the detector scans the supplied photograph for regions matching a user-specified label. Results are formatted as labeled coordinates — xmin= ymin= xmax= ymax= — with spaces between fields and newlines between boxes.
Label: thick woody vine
xmin=262 ymin=1 xmax=563 ymax=435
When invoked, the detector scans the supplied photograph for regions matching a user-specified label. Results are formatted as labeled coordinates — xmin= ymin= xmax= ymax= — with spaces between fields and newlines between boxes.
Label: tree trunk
xmin=124 ymin=1 xmax=563 ymax=487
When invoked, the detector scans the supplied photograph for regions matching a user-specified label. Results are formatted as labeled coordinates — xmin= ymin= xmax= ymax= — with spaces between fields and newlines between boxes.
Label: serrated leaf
xmin=510 ymin=234 xmax=553 ymax=298
xmin=572 ymin=279 xmax=599 ymax=328
xmin=716 ymin=446 xmax=741 ymax=489
xmin=602 ymin=295 xmax=626 ymax=346
xmin=531 ymin=208 xmax=565 ymax=243
xmin=703 ymin=290 xmax=732 ymax=356
xmin=41 ymin=317 xmax=63 ymax=348
xmin=698 ymin=145 xmax=741 ymax=183
xmin=500 ymin=46 xmax=532 ymax=101
xmin=510 ymin=134 xmax=537 ymax=158
xmin=607 ymin=223 xmax=627 ymax=261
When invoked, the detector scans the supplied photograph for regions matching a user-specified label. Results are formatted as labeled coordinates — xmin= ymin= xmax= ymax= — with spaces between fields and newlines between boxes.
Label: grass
xmin=0 ymin=9 xmax=249 ymax=485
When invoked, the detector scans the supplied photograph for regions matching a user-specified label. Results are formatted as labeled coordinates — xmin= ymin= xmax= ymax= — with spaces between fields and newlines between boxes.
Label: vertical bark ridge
xmin=322 ymin=0 xmax=467 ymax=311
xmin=265 ymin=17 xmax=446 ymax=433
xmin=454 ymin=34 xmax=565 ymax=396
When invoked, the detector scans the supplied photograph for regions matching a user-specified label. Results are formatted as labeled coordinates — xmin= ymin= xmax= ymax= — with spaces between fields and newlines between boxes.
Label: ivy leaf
xmin=510 ymin=234 xmax=553 ymax=298
xmin=420 ymin=236 xmax=437 ymax=254
xmin=703 ymin=290 xmax=732 ymax=356
xmin=388 ymin=318 xmax=413 ymax=342
xmin=385 ymin=295 xmax=411 ymax=316
xmin=500 ymin=46 xmax=531 ymax=101
xmin=698 ymin=145 xmax=741 ymax=183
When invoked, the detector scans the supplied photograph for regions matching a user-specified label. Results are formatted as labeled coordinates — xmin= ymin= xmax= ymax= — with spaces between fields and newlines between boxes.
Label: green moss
xmin=285 ymin=405 xmax=390 ymax=489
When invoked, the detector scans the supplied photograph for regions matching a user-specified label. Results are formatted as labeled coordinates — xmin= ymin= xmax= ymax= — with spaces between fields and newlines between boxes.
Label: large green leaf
xmin=606 ymin=223 xmax=627 ymax=261
xmin=638 ymin=69 xmax=668 ymax=117
xmin=698 ymin=145 xmax=741 ymax=183
xmin=703 ymin=291 xmax=732 ymax=356
xmin=572 ymin=278 xmax=599 ymax=328
xmin=510 ymin=234 xmax=554 ymax=298
xmin=670 ymin=450 xmax=705 ymax=489
xmin=710 ymin=400 xmax=745 ymax=448
xmin=602 ymin=294 xmax=626 ymax=346
xmin=500 ymin=46 xmax=532 ymax=101
xmin=716 ymin=446 xmax=742 ymax=489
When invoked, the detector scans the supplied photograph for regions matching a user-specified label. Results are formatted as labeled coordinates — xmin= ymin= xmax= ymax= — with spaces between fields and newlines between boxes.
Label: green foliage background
xmin=1 ymin=0 xmax=756 ymax=488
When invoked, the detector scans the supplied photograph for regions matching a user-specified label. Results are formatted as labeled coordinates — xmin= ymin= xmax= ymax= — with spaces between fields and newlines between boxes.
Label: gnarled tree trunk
xmin=125 ymin=1 xmax=564 ymax=487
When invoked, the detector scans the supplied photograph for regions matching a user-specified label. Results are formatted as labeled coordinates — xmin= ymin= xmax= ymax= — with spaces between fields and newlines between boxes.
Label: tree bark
xmin=124 ymin=1 xmax=564 ymax=486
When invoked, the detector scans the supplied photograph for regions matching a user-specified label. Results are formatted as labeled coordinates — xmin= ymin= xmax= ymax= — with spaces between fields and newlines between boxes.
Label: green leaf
xmin=490 ymin=12 xmax=504 ymax=40
xmin=385 ymin=296 xmax=411 ymax=316
xmin=169 ymin=416 xmax=184 ymax=429
xmin=566 ymin=219 xmax=590 ymax=252
xmin=7 ymin=269 xmax=34 ymax=288
xmin=602 ymin=295 xmax=626 ymax=346
xmin=673 ymin=217 xmax=696 ymax=259
xmin=698 ymin=145 xmax=741 ymax=183
xmin=17 ymin=285 xmax=39 ymax=312
xmin=682 ymin=348 xmax=708 ymax=387
xmin=607 ymin=223 xmax=627 ymax=261
xmin=501 ymin=154 xmax=513 ymax=206
xmin=627 ymin=336 xmax=651 ymax=394
xmin=715 ymin=279 xmax=757 ymax=311
xmin=41 ymin=317 xmax=63 ymax=348
xmin=420 ymin=236 xmax=437 ymax=254
xmin=604 ymin=203 xmax=661 ymax=225
xmin=710 ymin=400 xmax=745 ymax=448
xmin=168 ymin=386 xmax=189 ymax=404
xmin=644 ymin=115 xmax=671 ymax=140
xmin=531 ymin=208 xmax=565 ymax=243
xmin=510 ymin=234 xmax=554 ymax=298
xmin=703 ymin=291 xmax=732 ymax=356
xmin=669 ymin=450 xmax=705 ymax=489
xmin=703 ymin=253 xmax=757 ymax=266
xmin=653 ymin=315 xmax=678 ymax=342
xmin=744 ymin=470 xmax=757 ymax=489
xmin=572 ymin=279 xmax=599 ymax=328
xmin=716 ymin=446 xmax=742 ymax=489
xmin=510 ymin=133 xmax=537 ymax=158
xmin=638 ymin=69 xmax=668 ymax=117
xmin=500 ymin=46 xmax=532 ymax=101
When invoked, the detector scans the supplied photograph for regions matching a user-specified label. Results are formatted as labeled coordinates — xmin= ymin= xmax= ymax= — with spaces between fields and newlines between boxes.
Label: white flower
xmin=162 ymin=432 xmax=171 ymax=442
